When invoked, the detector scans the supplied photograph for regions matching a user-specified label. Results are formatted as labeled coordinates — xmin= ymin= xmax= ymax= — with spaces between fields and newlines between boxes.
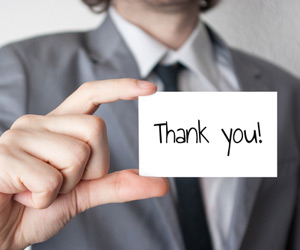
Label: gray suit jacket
xmin=0 ymin=15 xmax=299 ymax=250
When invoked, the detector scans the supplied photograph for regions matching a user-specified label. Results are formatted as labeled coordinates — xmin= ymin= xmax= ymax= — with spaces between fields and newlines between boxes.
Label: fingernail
xmin=138 ymin=80 xmax=154 ymax=88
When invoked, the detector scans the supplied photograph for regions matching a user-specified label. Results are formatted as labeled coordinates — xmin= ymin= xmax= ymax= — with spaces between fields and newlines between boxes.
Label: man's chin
xmin=145 ymin=0 xmax=196 ymax=6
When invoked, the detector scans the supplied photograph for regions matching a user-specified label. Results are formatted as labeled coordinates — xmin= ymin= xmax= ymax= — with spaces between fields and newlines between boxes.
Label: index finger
xmin=49 ymin=79 xmax=156 ymax=115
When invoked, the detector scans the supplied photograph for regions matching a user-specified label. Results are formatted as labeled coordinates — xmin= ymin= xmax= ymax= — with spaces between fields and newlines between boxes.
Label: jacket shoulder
xmin=0 ymin=31 xmax=85 ymax=65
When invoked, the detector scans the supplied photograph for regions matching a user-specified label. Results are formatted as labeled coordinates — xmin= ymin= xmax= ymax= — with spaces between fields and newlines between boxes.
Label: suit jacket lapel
xmin=225 ymin=178 xmax=262 ymax=250
xmin=84 ymin=14 xmax=140 ymax=79
xmin=84 ymin=14 xmax=185 ymax=250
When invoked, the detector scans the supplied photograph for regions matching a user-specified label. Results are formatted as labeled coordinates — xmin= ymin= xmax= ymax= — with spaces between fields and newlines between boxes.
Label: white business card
xmin=138 ymin=92 xmax=277 ymax=177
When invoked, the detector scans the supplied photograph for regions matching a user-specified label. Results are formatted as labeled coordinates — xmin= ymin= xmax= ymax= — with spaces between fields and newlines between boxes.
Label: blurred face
xmin=114 ymin=0 xmax=199 ymax=16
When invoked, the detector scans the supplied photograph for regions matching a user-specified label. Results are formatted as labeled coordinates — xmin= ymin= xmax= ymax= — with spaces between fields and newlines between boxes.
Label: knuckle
xmin=114 ymin=171 xmax=123 ymax=202
xmin=68 ymin=141 xmax=91 ymax=170
xmin=114 ymin=170 xmax=131 ymax=203
xmin=87 ymin=116 xmax=106 ymax=141
xmin=131 ymin=78 xmax=139 ymax=85
xmin=0 ymin=129 xmax=21 ymax=144
xmin=88 ymin=116 xmax=107 ymax=138
xmin=45 ymin=171 xmax=64 ymax=192
xmin=82 ymin=81 xmax=92 ymax=87
xmin=33 ymin=197 xmax=53 ymax=209
xmin=33 ymin=172 xmax=63 ymax=209
xmin=122 ymin=78 xmax=139 ymax=86
xmin=79 ymin=81 xmax=93 ymax=92
xmin=12 ymin=114 xmax=39 ymax=128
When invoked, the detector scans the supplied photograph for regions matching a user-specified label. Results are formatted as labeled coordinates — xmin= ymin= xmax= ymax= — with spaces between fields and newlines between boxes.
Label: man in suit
xmin=0 ymin=0 xmax=299 ymax=249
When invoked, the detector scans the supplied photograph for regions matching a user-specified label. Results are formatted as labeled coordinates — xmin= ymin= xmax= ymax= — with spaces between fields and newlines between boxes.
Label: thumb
xmin=71 ymin=169 xmax=169 ymax=214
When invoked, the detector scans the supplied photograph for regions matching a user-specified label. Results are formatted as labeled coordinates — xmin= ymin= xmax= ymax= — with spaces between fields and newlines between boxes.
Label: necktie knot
xmin=154 ymin=63 xmax=183 ymax=91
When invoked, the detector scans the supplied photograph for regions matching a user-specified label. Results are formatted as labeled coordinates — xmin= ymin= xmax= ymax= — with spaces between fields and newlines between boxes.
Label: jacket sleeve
xmin=0 ymin=44 xmax=27 ymax=135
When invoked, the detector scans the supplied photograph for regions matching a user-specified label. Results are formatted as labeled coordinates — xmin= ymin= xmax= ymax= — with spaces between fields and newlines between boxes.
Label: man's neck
xmin=113 ymin=1 xmax=199 ymax=50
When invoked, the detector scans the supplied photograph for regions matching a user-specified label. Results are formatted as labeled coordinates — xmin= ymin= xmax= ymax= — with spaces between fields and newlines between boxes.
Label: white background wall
xmin=1 ymin=0 xmax=299 ymax=78
xmin=203 ymin=0 xmax=300 ymax=78
xmin=0 ymin=0 xmax=103 ymax=46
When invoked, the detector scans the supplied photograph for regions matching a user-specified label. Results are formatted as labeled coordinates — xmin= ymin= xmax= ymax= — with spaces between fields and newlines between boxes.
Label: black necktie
xmin=154 ymin=63 xmax=182 ymax=91
xmin=154 ymin=63 xmax=213 ymax=250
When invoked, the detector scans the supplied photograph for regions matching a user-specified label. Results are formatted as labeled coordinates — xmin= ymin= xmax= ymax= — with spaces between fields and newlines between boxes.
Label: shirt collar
xmin=109 ymin=7 xmax=219 ymax=84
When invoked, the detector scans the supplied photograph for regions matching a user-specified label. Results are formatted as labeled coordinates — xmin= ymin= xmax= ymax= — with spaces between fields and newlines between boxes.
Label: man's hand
xmin=0 ymin=79 xmax=169 ymax=250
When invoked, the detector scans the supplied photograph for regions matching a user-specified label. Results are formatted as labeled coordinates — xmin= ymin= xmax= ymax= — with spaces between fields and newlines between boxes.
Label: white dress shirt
xmin=110 ymin=7 xmax=240 ymax=250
